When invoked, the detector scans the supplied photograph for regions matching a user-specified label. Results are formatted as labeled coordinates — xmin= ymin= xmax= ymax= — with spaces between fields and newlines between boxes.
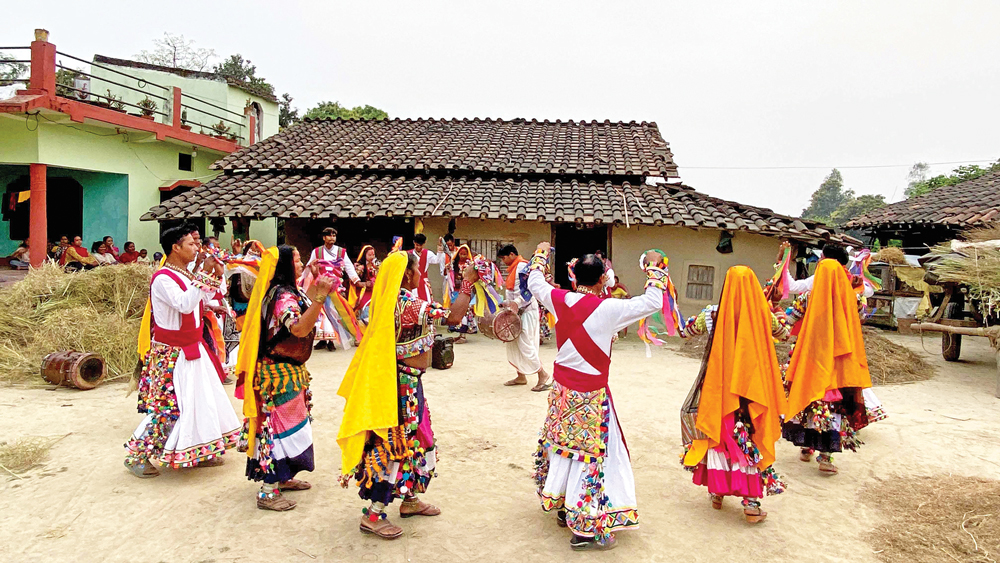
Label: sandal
xmin=454 ymin=335 xmax=468 ymax=344
xmin=195 ymin=457 xmax=225 ymax=468
xmin=504 ymin=377 xmax=528 ymax=387
xmin=278 ymin=479 xmax=312 ymax=491
xmin=360 ymin=517 xmax=403 ymax=539
xmin=799 ymin=449 xmax=814 ymax=463
xmin=818 ymin=460 xmax=838 ymax=475
xmin=531 ymin=382 xmax=552 ymax=392
xmin=556 ymin=510 xmax=568 ymax=528
xmin=400 ymin=499 xmax=441 ymax=518
xmin=570 ymin=535 xmax=617 ymax=551
xmin=744 ymin=507 xmax=767 ymax=524
xmin=126 ymin=461 xmax=160 ymax=478
xmin=711 ymin=495 xmax=723 ymax=510
xmin=257 ymin=490 xmax=296 ymax=511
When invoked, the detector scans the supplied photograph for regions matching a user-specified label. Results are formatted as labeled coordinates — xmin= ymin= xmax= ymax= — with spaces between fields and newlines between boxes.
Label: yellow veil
xmin=136 ymin=256 xmax=168 ymax=358
xmin=337 ymin=251 xmax=408 ymax=475
xmin=234 ymin=247 xmax=280 ymax=454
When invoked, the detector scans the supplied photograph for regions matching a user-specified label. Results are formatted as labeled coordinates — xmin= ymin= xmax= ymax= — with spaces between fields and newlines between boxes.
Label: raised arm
xmin=526 ymin=244 xmax=557 ymax=312
xmin=152 ymin=273 xmax=218 ymax=315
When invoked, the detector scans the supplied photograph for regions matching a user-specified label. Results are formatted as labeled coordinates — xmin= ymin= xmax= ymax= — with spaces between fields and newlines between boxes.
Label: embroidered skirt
xmin=691 ymin=414 xmax=763 ymax=498
xmin=241 ymin=362 xmax=314 ymax=484
xmin=355 ymin=364 xmax=437 ymax=505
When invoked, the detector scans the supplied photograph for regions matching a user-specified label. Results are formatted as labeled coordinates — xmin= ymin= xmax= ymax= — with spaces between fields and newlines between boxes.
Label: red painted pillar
xmin=249 ymin=114 xmax=256 ymax=145
xmin=28 ymin=32 xmax=56 ymax=93
xmin=29 ymin=164 xmax=47 ymax=268
xmin=172 ymin=87 xmax=182 ymax=128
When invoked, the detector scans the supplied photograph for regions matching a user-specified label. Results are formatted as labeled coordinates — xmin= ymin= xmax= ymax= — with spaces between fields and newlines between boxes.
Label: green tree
xmin=801 ymin=169 xmax=853 ymax=222
xmin=279 ymin=93 xmax=299 ymax=129
xmin=830 ymin=194 xmax=886 ymax=226
xmin=905 ymin=160 xmax=1000 ymax=198
xmin=213 ymin=54 xmax=274 ymax=96
xmin=135 ymin=33 xmax=215 ymax=71
xmin=0 ymin=53 xmax=27 ymax=87
xmin=304 ymin=101 xmax=388 ymax=120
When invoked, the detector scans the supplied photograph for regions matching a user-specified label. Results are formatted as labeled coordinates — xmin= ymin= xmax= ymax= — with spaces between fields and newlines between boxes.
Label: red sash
xmin=413 ymin=249 xmax=432 ymax=301
xmin=150 ymin=269 xmax=227 ymax=383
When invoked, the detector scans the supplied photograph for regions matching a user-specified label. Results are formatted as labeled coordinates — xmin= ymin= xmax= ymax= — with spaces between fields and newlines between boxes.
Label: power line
xmin=681 ymin=159 xmax=997 ymax=171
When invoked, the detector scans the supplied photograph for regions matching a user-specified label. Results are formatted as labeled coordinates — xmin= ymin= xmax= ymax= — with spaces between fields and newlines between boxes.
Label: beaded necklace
xmin=575 ymin=285 xmax=603 ymax=296
xmin=162 ymin=261 xmax=195 ymax=281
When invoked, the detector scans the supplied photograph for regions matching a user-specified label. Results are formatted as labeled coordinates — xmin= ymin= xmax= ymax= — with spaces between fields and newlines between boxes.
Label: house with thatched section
xmin=848 ymin=169 xmax=1000 ymax=252
xmin=143 ymin=117 xmax=857 ymax=315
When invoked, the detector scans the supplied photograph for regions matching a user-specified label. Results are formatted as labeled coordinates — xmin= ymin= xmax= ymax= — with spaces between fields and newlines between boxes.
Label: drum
xmin=480 ymin=308 xmax=522 ymax=342
xmin=432 ymin=335 xmax=454 ymax=370
xmin=41 ymin=351 xmax=106 ymax=390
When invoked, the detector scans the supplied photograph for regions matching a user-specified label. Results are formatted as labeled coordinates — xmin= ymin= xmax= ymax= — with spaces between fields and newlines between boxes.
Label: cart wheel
xmin=942 ymin=302 xmax=963 ymax=362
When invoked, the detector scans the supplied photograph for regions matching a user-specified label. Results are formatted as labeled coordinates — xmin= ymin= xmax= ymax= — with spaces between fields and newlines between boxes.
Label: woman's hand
xmin=314 ymin=274 xmax=335 ymax=300
xmin=644 ymin=250 xmax=663 ymax=268
xmin=536 ymin=241 xmax=551 ymax=253
xmin=231 ymin=238 xmax=243 ymax=254
xmin=462 ymin=263 xmax=479 ymax=283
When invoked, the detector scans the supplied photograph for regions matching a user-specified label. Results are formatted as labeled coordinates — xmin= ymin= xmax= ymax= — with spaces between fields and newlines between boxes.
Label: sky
xmin=4 ymin=1 xmax=1000 ymax=216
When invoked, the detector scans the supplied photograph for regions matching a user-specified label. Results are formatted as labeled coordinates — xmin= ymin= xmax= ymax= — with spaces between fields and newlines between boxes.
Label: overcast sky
xmin=5 ymin=1 xmax=999 ymax=216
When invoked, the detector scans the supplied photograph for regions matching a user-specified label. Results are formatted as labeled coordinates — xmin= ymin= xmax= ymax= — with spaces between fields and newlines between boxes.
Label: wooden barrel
xmin=40 ymin=351 xmax=106 ymax=390
xmin=432 ymin=335 xmax=454 ymax=370
xmin=480 ymin=308 xmax=522 ymax=342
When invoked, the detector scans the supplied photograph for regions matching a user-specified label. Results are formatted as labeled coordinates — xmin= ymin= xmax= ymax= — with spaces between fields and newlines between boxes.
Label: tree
xmin=830 ymin=194 xmax=886 ymax=226
xmin=0 ymin=53 xmax=27 ymax=87
xmin=801 ymin=169 xmax=853 ymax=223
xmin=304 ymin=101 xmax=388 ymax=120
xmin=905 ymin=160 xmax=1000 ymax=199
xmin=135 ymin=33 xmax=215 ymax=71
xmin=279 ymin=93 xmax=299 ymax=129
xmin=212 ymin=54 xmax=274 ymax=96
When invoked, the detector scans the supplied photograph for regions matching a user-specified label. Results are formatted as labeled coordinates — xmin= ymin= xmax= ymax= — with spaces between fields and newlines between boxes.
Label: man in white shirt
xmin=784 ymin=244 xmax=874 ymax=298
xmin=305 ymin=227 xmax=361 ymax=350
xmin=498 ymin=244 xmax=550 ymax=391
xmin=409 ymin=233 xmax=445 ymax=302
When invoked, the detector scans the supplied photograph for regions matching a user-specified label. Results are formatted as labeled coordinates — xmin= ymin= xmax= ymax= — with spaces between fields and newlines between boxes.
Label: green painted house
xmin=0 ymin=30 xmax=279 ymax=264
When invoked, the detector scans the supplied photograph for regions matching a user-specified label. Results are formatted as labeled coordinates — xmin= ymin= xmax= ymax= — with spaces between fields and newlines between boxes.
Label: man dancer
xmin=125 ymin=225 xmax=241 ymax=477
xmin=408 ymin=233 xmax=445 ymax=302
xmin=528 ymin=243 xmax=666 ymax=550
xmin=306 ymin=227 xmax=361 ymax=350
xmin=498 ymin=244 xmax=550 ymax=391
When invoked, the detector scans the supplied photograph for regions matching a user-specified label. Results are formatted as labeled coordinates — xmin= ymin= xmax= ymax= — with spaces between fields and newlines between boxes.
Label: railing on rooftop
xmin=1 ymin=44 xmax=248 ymax=145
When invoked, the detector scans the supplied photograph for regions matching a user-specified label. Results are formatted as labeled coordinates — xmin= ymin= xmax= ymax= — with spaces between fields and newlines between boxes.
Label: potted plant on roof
xmin=105 ymin=89 xmax=126 ymax=113
xmin=180 ymin=110 xmax=192 ymax=131
xmin=211 ymin=120 xmax=231 ymax=139
xmin=137 ymin=96 xmax=157 ymax=121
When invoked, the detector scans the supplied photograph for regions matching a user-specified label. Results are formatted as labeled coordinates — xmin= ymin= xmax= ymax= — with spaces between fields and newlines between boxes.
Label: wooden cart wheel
xmin=942 ymin=302 xmax=963 ymax=362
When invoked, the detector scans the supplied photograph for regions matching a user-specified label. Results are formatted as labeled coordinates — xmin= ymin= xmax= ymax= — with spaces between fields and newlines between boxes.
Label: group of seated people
xmin=6 ymin=235 xmax=158 ymax=271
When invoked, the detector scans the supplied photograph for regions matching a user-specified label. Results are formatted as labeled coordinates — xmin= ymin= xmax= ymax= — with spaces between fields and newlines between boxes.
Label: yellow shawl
xmin=136 ymin=256 xmax=168 ymax=358
xmin=337 ymin=251 xmax=408 ymax=475
xmin=785 ymin=259 xmax=872 ymax=419
xmin=685 ymin=266 xmax=787 ymax=470
xmin=234 ymin=247 xmax=280 ymax=455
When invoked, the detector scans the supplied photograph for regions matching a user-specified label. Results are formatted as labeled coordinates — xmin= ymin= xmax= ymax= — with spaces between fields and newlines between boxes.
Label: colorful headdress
xmin=848 ymin=248 xmax=882 ymax=293
xmin=471 ymin=254 xmax=504 ymax=317
xmin=763 ymin=245 xmax=794 ymax=303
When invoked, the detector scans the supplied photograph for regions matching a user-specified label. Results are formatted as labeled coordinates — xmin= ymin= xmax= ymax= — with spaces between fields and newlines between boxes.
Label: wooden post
xmin=28 ymin=164 xmax=47 ymax=268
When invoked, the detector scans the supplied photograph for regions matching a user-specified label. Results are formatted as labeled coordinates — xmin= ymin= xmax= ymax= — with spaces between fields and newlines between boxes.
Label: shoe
xmin=744 ymin=507 xmax=767 ymax=524
xmin=126 ymin=461 xmax=159 ymax=478
xmin=314 ymin=341 xmax=326 ymax=350
xmin=326 ymin=341 xmax=335 ymax=352
xmin=711 ymin=495 xmax=723 ymax=510
xmin=556 ymin=510 xmax=567 ymax=527
xmin=570 ymin=535 xmax=617 ymax=551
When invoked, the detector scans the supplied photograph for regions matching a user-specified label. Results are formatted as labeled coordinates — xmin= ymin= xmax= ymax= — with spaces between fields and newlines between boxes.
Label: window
xmin=178 ymin=153 xmax=193 ymax=172
xmin=686 ymin=265 xmax=715 ymax=301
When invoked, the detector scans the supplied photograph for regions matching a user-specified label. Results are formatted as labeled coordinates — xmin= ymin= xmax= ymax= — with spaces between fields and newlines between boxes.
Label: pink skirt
xmin=691 ymin=414 xmax=763 ymax=498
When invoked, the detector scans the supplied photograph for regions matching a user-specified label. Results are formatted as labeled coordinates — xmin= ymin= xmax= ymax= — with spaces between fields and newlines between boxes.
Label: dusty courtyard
xmin=1 ymin=331 xmax=998 ymax=563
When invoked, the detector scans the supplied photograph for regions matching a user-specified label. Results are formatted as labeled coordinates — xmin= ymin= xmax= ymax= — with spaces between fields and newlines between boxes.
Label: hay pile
xmin=0 ymin=263 xmax=151 ymax=384
xmin=0 ymin=435 xmax=67 ymax=475
xmin=676 ymin=328 xmax=934 ymax=385
xmin=874 ymin=247 xmax=908 ymax=265
xmin=862 ymin=475 xmax=1000 ymax=562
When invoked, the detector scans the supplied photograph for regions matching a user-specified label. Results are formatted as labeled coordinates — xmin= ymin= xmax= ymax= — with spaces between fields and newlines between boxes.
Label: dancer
xmin=680 ymin=266 xmax=789 ymax=524
xmin=529 ymin=243 xmax=666 ymax=551
xmin=408 ymin=233 xmax=446 ymax=302
xmin=235 ymin=246 xmax=334 ymax=511
xmin=351 ymin=244 xmax=380 ymax=326
xmin=337 ymin=251 xmax=477 ymax=539
xmin=498 ymin=244 xmax=550 ymax=391
xmin=305 ymin=227 xmax=361 ymax=351
xmin=446 ymin=244 xmax=478 ymax=342
xmin=783 ymin=259 xmax=873 ymax=475
xmin=125 ymin=224 xmax=241 ymax=478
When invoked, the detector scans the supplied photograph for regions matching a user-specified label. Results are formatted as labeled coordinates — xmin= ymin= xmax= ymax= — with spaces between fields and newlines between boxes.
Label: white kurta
xmin=527 ymin=269 xmax=661 ymax=538
xmin=505 ymin=260 xmax=541 ymax=374
xmin=305 ymin=245 xmax=358 ymax=347
xmin=130 ymin=271 xmax=241 ymax=467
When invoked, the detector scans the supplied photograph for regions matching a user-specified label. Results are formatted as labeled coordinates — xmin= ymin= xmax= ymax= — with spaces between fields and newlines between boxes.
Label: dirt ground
xmin=1 ymin=330 xmax=999 ymax=563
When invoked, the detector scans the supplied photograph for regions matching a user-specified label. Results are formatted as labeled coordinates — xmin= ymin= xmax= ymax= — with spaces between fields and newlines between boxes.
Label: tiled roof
xmin=92 ymin=55 xmax=279 ymax=103
xmin=141 ymin=172 xmax=859 ymax=245
xmin=210 ymin=118 xmax=679 ymax=177
xmin=848 ymin=170 xmax=1000 ymax=229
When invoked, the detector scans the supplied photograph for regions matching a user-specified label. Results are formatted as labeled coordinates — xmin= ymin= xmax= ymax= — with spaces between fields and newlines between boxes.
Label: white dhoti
xmin=507 ymin=301 xmax=541 ymax=374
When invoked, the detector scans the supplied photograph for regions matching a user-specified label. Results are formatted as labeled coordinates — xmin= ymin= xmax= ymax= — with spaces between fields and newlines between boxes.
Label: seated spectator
xmin=63 ymin=236 xmax=98 ymax=271
xmin=118 ymin=241 xmax=140 ymax=264
xmin=137 ymin=249 xmax=151 ymax=264
xmin=152 ymin=251 xmax=163 ymax=263
xmin=9 ymin=241 xmax=29 ymax=270
xmin=103 ymin=236 xmax=120 ymax=260
xmin=609 ymin=276 xmax=630 ymax=299
xmin=93 ymin=242 xmax=117 ymax=266
xmin=51 ymin=235 xmax=69 ymax=263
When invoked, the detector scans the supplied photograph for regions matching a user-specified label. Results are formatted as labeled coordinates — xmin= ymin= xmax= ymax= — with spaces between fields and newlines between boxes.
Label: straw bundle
xmin=874 ymin=247 xmax=907 ymax=265
xmin=927 ymin=241 xmax=1000 ymax=318
xmin=0 ymin=263 xmax=151 ymax=384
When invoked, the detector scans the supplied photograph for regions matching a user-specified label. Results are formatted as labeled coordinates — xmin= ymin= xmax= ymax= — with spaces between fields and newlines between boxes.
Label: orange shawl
xmin=785 ymin=259 xmax=872 ymax=419
xmin=687 ymin=266 xmax=787 ymax=470
xmin=505 ymin=255 xmax=527 ymax=290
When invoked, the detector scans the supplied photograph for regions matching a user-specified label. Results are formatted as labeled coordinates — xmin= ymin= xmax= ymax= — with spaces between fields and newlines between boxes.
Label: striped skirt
xmin=242 ymin=362 xmax=315 ymax=484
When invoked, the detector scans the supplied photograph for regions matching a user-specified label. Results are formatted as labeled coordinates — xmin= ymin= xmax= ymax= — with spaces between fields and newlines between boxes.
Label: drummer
xmin=498 ymin=245 xmax=551 ymax=392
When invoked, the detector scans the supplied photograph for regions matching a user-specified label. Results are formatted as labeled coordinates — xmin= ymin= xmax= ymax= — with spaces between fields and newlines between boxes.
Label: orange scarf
xmin=505 ymin=256 xmax=527 ymax=291
xmin=785 ymin=259 xmax=872 ymax=419
xmin=687 ymin=266 xmax=787 ymax=470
